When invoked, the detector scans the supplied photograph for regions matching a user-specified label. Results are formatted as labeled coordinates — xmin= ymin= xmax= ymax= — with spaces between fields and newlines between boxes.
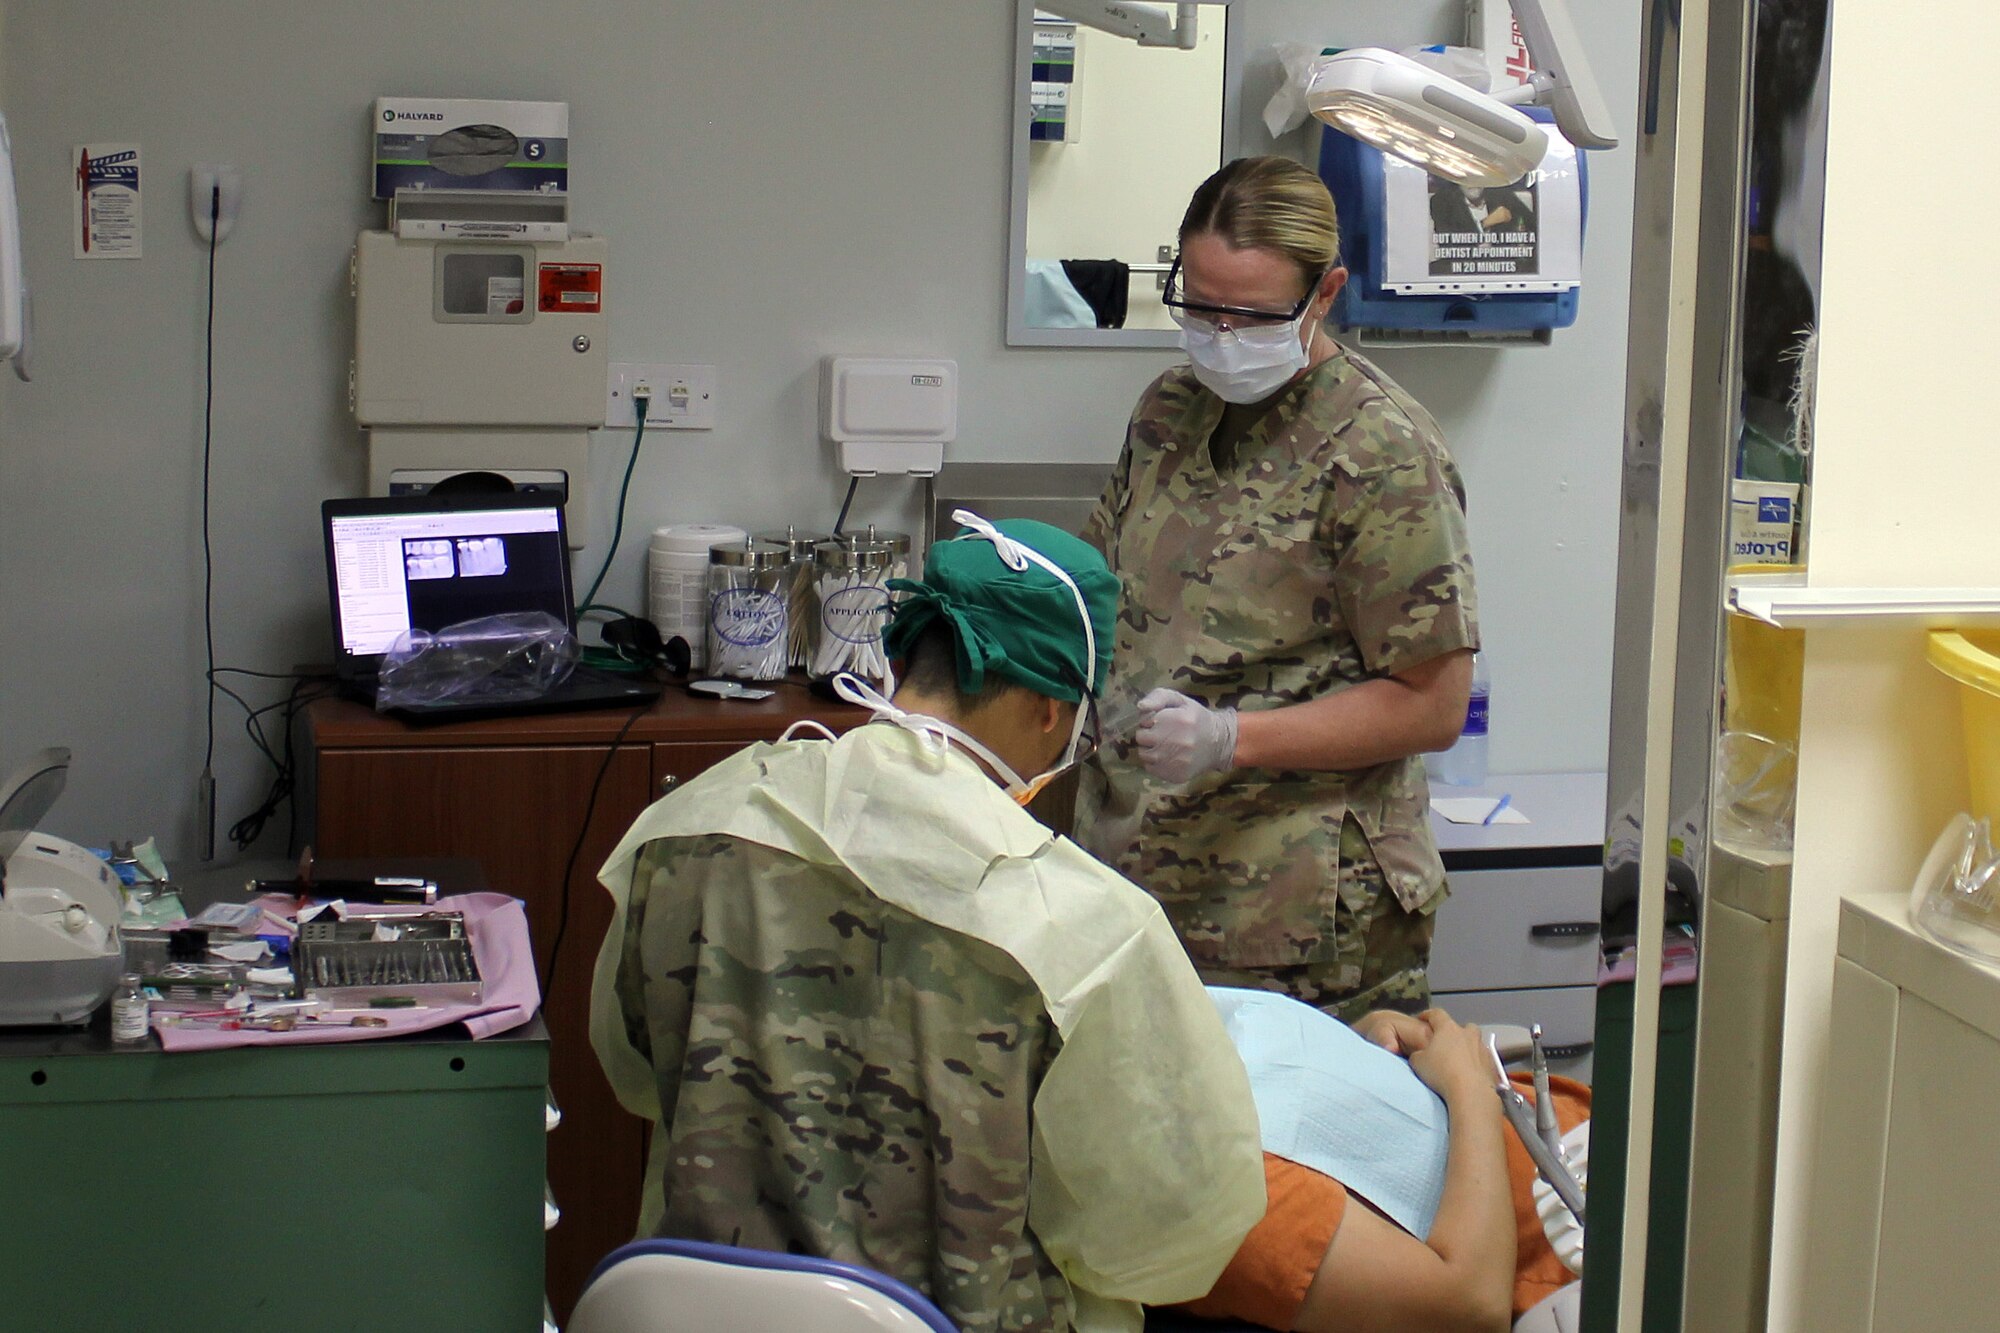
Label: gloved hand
xmin=1134 ymin=688 xmax=1239 ymax=783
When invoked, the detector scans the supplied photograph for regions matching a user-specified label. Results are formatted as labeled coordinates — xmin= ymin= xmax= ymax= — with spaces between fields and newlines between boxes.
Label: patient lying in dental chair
xmin=1178 ymin=991 xmax=1589 ymax=1333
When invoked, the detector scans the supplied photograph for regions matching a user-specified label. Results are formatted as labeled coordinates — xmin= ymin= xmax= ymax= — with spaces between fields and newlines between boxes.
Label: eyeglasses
xmin=1161 ymin=256 xmax=1320 ymax=331
xmin=1073 ymin=689 xmax=1103 ymax=766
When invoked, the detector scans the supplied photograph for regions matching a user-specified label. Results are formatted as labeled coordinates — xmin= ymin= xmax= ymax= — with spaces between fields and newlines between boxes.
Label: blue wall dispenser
xmin=1318 ymin=106 xmax=1588 ymax=344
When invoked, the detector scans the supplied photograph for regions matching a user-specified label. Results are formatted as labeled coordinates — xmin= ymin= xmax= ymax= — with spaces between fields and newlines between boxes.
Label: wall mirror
xmin=1006 ymin=1 xmax=1245 ymax=348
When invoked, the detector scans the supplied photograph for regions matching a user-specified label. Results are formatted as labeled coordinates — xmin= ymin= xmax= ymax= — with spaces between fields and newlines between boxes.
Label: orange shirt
xmin=1182 ymin=1074 xmax=1589 ymax=1326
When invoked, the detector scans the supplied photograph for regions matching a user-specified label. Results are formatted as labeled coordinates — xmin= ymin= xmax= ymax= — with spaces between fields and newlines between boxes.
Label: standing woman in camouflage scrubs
xmin=1078 ymin=155 xmax=1480 ymax=1022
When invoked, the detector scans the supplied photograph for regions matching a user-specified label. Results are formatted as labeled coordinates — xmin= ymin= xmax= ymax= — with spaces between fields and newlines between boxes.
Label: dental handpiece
xmin=1489 ymin=1034 xmax=1587 ymax=1228
xmin=1530 ymin=1024 xmax=1563 ymax=1159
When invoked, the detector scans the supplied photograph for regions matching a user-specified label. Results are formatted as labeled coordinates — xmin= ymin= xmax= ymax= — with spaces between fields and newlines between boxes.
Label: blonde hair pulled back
xmin=1178 ymin=155 xmax=1341 ymax=289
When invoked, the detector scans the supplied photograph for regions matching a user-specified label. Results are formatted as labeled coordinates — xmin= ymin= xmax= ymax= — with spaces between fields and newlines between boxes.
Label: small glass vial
xmin=110 ymin=973 xmax=150 ymax=1045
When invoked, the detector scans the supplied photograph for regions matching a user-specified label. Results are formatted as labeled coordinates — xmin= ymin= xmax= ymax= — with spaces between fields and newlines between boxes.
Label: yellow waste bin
xmin=1927 ymin=629 xmax=2000 ymax=828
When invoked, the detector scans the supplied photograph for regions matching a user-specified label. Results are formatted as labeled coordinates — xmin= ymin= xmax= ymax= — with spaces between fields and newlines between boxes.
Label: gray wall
xmin=0 ymin=1 xmax=1638 ymax=861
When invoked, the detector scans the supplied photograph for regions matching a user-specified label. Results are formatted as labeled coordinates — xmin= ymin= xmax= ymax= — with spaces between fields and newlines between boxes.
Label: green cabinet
xmin=0 ymin=1021 xmax=550 ymax=1331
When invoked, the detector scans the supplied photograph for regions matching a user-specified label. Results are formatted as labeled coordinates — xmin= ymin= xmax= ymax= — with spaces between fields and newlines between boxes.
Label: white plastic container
xmin=649 ymin=524 xmax=745 ymax=671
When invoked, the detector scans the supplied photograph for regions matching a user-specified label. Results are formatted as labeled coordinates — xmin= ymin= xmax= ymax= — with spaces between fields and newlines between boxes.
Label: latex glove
xmin=1134 ymin=688 xmax=1239 ymax=783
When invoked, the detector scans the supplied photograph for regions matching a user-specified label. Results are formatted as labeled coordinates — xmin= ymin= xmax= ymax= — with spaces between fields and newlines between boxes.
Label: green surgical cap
xmin=884 ymin=519 xmax=1119 ymax=703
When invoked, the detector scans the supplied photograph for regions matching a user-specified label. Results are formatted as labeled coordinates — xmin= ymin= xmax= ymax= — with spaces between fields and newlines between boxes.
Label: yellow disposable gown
xmin=590 ymin=722 xmax=1266 ymax=1332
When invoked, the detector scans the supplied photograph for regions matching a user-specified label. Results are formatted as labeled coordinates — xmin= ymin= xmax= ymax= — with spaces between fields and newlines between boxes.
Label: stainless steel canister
xmin=705 ymin=539 xmax=792 ymax=681
xmin=753 ymin=527 xmax=832 ymax=671
xmin=848 ymin=526 xmax=913 ymax=587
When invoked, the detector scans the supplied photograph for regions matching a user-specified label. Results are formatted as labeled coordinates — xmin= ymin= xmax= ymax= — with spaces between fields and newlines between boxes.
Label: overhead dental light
xmin=1306 ymin=0 xmax=1616 ymax=188
xmin=1035 ymin=2 xmax=1199 ymax=50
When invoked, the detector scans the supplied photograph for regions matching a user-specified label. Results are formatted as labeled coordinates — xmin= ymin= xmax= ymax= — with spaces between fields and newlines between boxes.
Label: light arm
xmin=1512 ymin=0 xmax=1618 ymax=149
xmin=1035 ymin=2 xmax=1198 ymax=51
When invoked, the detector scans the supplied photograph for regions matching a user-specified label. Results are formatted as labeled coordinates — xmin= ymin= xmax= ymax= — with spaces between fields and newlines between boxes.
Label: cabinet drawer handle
xmin=1542 ymin=1041 xmax=1594 ymax=1061
xmin=658 ymin=774 xmax=680 ymax=797
xmin=1529 ymin=921 xmax=1601 ymax=940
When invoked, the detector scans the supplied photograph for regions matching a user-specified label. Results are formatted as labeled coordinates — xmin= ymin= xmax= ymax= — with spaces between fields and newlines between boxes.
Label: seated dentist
xmin=589 ymin=513 xmax=1267 ymax=1333
xmin=1180 ymin=995 xmax=1589 ymax=1333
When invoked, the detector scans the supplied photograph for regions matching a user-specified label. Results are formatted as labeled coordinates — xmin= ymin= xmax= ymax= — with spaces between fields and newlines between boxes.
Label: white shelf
xmin=1727 ymin=573 xmax=2000 ymax=627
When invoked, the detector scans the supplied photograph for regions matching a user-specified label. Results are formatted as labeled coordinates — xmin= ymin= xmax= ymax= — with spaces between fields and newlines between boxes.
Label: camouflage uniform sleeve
xmin=599 ymin=837 xmax=701 ymax=1124
xmin=1082 ymin=435 xmax=1135 ymax=557
xmin=1086 ymin=371 xmax=1181 ymax=557
xmin=1325 ymin=406 xmax=1480 ymax=679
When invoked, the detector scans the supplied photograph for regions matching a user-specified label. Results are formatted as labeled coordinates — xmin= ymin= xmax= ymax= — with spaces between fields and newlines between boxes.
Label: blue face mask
xmin=1176 ymin=311 xmax=1312 ymax=403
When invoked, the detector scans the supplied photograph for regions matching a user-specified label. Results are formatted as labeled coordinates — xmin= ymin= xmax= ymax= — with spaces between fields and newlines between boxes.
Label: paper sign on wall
xmin=1380 ymin=135 xmax=1582 ymax=295
xmin=74 ymin=143 xmax=142 ymax=259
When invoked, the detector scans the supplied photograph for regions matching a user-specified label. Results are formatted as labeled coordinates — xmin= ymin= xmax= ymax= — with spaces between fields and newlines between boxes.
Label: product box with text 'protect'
xmin=372 ymin=98 xmax=569 ymax=200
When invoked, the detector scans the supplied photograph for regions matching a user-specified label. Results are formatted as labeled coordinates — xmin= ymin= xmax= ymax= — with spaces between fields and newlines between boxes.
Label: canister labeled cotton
xmin=754 ymin=528 xmax=832 ymax=671
xmin=706 ymin=539 xmax=791 ymax=681
xmin=810 ymin=538 xmax=896 ymax=688
xmin=650 ymin=524 xmax=745 ymax=671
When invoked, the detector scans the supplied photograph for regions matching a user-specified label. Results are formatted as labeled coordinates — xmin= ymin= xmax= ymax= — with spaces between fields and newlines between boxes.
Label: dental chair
xmin=569 ymin=1238 xmax=1579 ymax=1333
xmin=567 ymin=1239 xmax=957 ymax=1333
xmin=571 ymin=1025 xmax=1582 ymax=1333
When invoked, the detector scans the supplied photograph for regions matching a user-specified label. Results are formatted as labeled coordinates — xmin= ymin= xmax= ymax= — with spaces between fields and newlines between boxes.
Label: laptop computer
xmin=321 ymin=492 xmax=662 ymax=722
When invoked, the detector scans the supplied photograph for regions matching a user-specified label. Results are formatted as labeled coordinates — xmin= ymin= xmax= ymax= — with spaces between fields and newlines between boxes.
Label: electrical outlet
xmin=190 ymin=164 xmax=243 ymax=243
xmin=606 ymin=362 xmax=717 ymax=430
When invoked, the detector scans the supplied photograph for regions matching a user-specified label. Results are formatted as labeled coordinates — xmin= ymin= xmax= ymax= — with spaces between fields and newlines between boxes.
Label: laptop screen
xmin=323 ymin=496 xmax=571 ymax=663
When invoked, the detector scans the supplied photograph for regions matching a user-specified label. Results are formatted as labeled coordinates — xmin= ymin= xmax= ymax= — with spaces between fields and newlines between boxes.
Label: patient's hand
xmin=1352 ymin=1009 xmax=1434 ymax=1056
xmin=1410 ymin=1010 xmax=1493 ymax=1105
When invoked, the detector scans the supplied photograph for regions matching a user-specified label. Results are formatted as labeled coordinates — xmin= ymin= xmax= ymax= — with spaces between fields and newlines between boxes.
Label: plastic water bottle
xmin=1429 ymin=654 xmax=1490 ymax=787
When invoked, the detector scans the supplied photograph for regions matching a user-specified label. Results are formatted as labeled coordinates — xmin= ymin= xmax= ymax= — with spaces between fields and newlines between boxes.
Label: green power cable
xmin=580 ymin=393 xmax=649 ymax=615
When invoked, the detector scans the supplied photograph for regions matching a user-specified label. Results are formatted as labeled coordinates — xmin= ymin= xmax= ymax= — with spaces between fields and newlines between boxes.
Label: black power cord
xmin=833 ymin=475 xmax=859 ymax=535
xmin=198 ymin=183 xmax=221 ymax=858
xmin=206 ymin=667 xmax=340 ymax=852
xmin=540 ymin=702 xmax=649 ymax=1001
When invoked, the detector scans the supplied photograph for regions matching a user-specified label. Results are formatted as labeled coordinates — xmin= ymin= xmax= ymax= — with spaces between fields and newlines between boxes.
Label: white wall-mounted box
xmin=821 ymin=356 xmax=957 ymax=477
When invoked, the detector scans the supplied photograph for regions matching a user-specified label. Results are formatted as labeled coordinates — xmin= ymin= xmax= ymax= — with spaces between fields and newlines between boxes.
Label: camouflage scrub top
xmin=1078 ymin=347 xmax=1479 ymax=969
xmin=604 ymin=835 xmax=1075 ymax=1332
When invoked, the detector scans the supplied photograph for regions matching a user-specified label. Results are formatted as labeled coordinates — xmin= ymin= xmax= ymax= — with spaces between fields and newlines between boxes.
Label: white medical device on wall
xmin=0 ymin=749 xmax=123 ymax=1027
xmin=1036 ymin=2 xmax=1198 ymax=49
xmin=0 ymin=110 xmax=33 ymax=381
xmin=1306 ymin=0 xmax=1615 ymax=188
xmin=821 ymin=357 xmax=957 ymax=478
xmin=350 ymin=98 xmax=604 ymax=545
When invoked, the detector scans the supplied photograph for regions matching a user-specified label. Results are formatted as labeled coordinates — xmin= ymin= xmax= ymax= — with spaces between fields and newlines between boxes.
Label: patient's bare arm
xmin=1292 ymin=1010 xmax=1516 ymax=1333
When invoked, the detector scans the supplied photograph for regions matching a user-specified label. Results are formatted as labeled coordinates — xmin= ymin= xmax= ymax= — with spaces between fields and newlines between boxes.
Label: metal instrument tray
xmin=292 ymin=913 xmax=483 ymax=1006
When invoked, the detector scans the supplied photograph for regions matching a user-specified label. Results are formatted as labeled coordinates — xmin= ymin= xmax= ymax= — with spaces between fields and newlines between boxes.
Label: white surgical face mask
xmin=833 ymin=508 xmax=1100 ymax=806
xmin=1176 ymin=311 xmax=1311 ymax=404
xmin=834 ymin=675 xmax=1088 ymax=807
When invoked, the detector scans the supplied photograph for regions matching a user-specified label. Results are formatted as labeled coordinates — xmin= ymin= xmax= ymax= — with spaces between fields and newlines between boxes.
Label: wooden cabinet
xmin=308 ymin=686 xmax=863 ymax=1324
